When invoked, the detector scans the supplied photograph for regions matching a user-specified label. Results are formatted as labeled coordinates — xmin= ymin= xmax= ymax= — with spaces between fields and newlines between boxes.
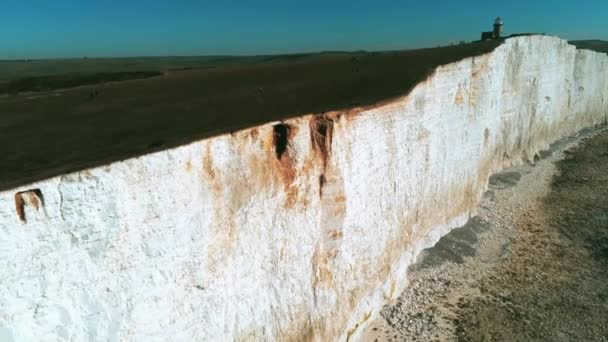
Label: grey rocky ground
xmin=361 ymin=127 xmax=608 ymax=342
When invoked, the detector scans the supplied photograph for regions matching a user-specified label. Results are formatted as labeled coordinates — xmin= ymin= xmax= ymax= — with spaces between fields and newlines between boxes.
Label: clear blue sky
xmin=2 ymin=0 xmax=607 ymax=59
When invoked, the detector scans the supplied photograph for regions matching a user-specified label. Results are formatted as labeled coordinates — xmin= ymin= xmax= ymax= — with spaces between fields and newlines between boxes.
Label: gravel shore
xmin=361 ymin=127 xmax=608 ymax=342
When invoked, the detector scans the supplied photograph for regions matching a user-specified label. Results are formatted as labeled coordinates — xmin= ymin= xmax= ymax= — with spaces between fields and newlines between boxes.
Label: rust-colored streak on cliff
xmin=271 ymin=123 xmax=299 ymax=208
xmin=13 ymin=189 xmax=44 ymax=223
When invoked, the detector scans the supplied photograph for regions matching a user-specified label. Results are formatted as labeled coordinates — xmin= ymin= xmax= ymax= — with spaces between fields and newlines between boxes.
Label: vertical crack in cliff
xmin=272 ymin=123 xmax=298 ymax=207
xmin=309 ymin=114 xmax=347 ymax=305
xmin=57 ymin=176 xmax=66 ymax=221
xmin=310 ymin=115 xmax=335 ymax=170
xmin=273 ymin=123 xmax=291 ymax=160
xmin=309 ymin=113 xmax=339 ymax=216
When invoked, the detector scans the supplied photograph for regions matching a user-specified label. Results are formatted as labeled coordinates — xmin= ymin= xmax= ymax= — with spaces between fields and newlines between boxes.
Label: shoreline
xmin=361 ymin=126 xmax=608 ymax=341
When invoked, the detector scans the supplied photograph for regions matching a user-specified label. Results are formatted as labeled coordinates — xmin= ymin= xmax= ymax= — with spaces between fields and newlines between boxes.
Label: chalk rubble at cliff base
xmin=0 ymin=36 xmax=607 ymax=341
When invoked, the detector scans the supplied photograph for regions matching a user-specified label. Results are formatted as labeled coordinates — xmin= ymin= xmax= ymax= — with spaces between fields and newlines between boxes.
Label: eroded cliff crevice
xmin=0 ymin=36 xmax=607 ymax=342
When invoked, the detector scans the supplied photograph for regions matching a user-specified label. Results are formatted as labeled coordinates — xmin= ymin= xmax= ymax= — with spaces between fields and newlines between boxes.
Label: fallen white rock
xmin=0 ymin=36 xmax=606 ymax=341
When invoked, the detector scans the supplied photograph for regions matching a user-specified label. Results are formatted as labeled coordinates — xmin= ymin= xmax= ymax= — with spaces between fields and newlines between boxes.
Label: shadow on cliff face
xmin=413 ymin=168 xmax=526 ymax=270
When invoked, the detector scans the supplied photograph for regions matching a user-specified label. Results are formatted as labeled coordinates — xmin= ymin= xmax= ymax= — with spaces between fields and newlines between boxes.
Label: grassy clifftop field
xmin=6 ymin=37 xmax=603 ymax=190
xmin=1 ymin=41 xmax=506 ymax=189
xmin=570 ymin=40 xmax=608 ymax=54
xmin=3 ymin=39 xmax=605 ymax=190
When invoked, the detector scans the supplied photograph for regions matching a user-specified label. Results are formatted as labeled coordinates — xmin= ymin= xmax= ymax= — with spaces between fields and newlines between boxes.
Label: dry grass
xmin=0 ymin=41 xmax=503 ymax=190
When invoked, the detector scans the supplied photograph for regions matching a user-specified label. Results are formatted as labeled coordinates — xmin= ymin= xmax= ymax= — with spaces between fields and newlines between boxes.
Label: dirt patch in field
xmin=361 ymin=127 xmax=608 ymax=342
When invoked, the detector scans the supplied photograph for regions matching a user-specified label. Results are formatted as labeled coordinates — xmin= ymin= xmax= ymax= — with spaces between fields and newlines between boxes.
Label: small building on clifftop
xmin=481 ymin=17 xmax=504 ymax=40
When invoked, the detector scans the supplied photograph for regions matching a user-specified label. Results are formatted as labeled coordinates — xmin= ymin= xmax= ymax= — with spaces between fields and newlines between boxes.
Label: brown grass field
xmin=0 ymin=39 xmax=603 ymax=190
xmin=570 ymin=39 xmax=608 ymax=54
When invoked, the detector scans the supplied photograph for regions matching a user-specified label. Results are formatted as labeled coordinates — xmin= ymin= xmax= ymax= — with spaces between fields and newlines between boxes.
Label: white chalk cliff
xmin=1 ymin=36 xmax=607 ymax=341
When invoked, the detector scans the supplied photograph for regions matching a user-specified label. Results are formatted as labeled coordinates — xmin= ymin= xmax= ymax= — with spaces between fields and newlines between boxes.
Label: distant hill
xmin=570 ymin=40 xmax=608 ymax=54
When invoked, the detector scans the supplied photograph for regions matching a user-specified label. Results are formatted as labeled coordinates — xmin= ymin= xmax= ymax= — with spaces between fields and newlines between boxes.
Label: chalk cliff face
xmin=1 ymin=36 xmax=607 ymax=341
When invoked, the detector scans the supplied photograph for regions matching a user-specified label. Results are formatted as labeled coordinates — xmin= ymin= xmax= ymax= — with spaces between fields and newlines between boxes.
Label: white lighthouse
xmin=493 ymin=17 xmax=504 ymax=38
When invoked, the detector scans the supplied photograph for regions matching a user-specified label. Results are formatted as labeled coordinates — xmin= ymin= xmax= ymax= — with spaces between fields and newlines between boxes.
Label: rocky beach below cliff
xmin=361 ymin=127 xmax=608 ymax=341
